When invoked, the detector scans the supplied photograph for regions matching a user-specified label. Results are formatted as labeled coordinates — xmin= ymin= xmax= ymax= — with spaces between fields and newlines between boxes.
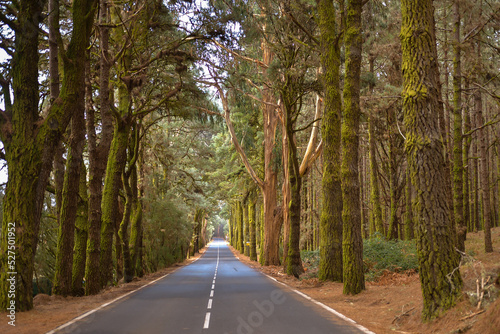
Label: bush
xmin=301 ymin=249 xmax=320 ymax=268
xmin=363 ymin=233 xmax=418 ymax=281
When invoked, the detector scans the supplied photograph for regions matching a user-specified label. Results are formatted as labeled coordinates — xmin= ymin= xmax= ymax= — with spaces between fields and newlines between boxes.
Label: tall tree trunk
xmin=341 ymin=0 xmax=365 ymax=295
xmin=404 ymin=168 xmax=414 ymax=240
xmin=387 ymin=107 xmax=399 ymax=240
xmin=129 ymin=149 xmax=143 ymax=276
xmin=238 ymin=201 xmax=244 ymax=252
xmin=475 ymin=77 xmax=493 ymax=253
xmin=452 ymin=0 xmax=466 ymax=252
xmin=284 ymin=107 xmax=304 ymax=278
xmin=85 ymin=0 xmax=114 ymax=296
xmin=463 ymin=79 xmax=471 ymax=233
xmin=400 ymin=0 xmax=462 ymax=320
xmin=100 ymin=121 xmax=130 ymax=287
xmin=317 ymin=0 xmax=343 ymax=282
xmin=249 ymin=198 xmax=257 ymax=261
xmin=53 ymin=77 xmax=86 ymax=296
xmin=119 ymin=124 xmax=140 ymax=283
xmin=0 ymin=0 xmax=96 ymax=310
xmin=244 ymin=194 xmax=250 ymax=256
xmin=72 ymin=163 xmax=89 ymax=296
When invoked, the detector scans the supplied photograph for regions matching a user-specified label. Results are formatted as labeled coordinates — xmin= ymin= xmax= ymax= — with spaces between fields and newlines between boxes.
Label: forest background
xmin=0 ymin=0 xmax=499 ymax=328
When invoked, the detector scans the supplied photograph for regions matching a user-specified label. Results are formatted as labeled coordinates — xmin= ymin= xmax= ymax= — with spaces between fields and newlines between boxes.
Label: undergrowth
xmin=363 ymin=233 xmax=418 ymax=281
xmin=299 ymin=234 xmax=419 ymax=281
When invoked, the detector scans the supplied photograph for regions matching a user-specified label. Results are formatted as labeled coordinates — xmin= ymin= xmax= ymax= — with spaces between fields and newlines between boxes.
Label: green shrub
xmin=301 ymin=249 xmax=320 ymax=268
xmin=363 ymin=233 xmax=418 ymax=281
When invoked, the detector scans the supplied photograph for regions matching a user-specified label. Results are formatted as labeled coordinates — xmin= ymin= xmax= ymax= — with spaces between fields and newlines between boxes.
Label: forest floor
xmin=233 ymin=227 xmax=500 ymax=334
xmin=1 ymin=228 xmax=499 ymax=334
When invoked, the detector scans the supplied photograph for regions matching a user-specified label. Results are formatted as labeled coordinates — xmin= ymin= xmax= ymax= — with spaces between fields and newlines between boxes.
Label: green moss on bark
xmin=400 ymin=0 xmax=463 ymax=320
xmin=317 ymin=0 xmax=343 ymax=282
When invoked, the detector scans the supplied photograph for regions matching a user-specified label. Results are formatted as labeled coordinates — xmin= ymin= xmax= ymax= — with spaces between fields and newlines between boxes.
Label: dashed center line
xmin=203 ymin=312 xmax=211 ymax=329
xmin=203 ymin=242 xmax=220 ymax=330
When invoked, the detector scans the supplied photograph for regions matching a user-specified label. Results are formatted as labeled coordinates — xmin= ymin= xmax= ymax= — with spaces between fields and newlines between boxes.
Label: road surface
xmin=52 ymin=240 xmax=368 ymax=334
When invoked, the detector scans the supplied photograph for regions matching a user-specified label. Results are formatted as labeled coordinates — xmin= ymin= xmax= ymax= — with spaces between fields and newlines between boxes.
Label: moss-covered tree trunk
xmin=72 ymin=163 xmax=89 ymax=296
xmin=53 ymin=88 xmax=86 ymax=296
xmin=129 ymin=154 xmax=144 ymax=276
xmin=317 ymin=0 xmax=343 ymax=282
xmin=119 ymin=124 xmax=140 ymax=283
xmin=368 ymin=111 xmax=384 ymax=236
xmin=452 ymin=0 xmax=466 ymax=252
xmin=341 ymin=0 xmax=365 ymax=295
xmin=85 ymin=0 xmax=114 ymax=296
xmin=284 ymin=114 xmax=305 ymax=278
xmin=0 ymin=0 xmax=96 ymax=311
xmin=100 ymin=121 xmax=130 ymax=287
xmin=387 ymin=107 xmax=399 ymax=240
xmin=249 ymin=198 xmax=258 ymax=261
xmin=400 ymin=0 xmax=463 ymax=320
xmin=237 ymin=201 xmax=244 ymax=252
xmin=404 ymin=169 xmax=414 ymax=240
xmin=244 ymin=195 xmax=250 ymax=256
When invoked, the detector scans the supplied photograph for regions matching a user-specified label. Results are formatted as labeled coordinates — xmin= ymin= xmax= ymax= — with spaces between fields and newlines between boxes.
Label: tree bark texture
xmin=317 ymin=0 xmax=343 ymax=282
xmin=0 ymin=0 xmax=96 ymax=310
xmin=85 ymin=0 xmax=114 ymax=296
xmin=341 ymin=0 xmax=365 ymax=295
xmin=53 ymin=83 xmax=86 ymax=296
xmin=452 ymin=0 xmax=466 ymax=252
xmin=400 ymin=0 xmax=463 ymax=320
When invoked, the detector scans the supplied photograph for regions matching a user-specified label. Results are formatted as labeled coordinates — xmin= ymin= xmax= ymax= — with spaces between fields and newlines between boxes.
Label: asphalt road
xmin=52 ymin=240 xmax=368 ymax=334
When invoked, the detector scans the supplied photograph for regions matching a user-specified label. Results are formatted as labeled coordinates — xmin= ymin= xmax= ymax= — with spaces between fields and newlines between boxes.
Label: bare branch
xmin=211 ymin=39 xmax=268 ymax=69
xmin=211 ymin=77 xmax=264 ymax=188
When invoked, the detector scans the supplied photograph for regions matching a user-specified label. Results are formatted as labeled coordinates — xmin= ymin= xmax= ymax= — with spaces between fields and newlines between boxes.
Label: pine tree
xmin=400 ymin=0 xmax=462 ymax=320
xmin=341 ymin=0 xmax=365 ymax=295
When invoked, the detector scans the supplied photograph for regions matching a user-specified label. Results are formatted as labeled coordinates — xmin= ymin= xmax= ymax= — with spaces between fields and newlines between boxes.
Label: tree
xmin=85 ymin=0 xmax=114 ymax=296
xmin=0 ymin=0 xmax=97 ymax=310
xmin=452 ymin=0 xmax=466 ymax=252
xmin=341 ymin=0 xmax=365 ymax=295
xmin=400 ymin=0 xmax=463 ymax=320
xmin=317 ymin=0 xmax=343 ymax=282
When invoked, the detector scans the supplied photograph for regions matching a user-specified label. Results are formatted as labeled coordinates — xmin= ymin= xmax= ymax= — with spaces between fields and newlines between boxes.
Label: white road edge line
xmin=203 ymin=312 xmax=211 ymax=329
xmin=263 ymin=274 xmax=376 ymax=334
xmin=45 ymin=257 xmax=203 ymax=334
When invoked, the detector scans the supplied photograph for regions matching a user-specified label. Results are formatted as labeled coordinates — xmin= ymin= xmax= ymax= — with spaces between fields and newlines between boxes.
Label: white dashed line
xmin=203 ymin=312 xmax=211 ymax=329
xmin=203 ymin=242 xmax=220 ymax=330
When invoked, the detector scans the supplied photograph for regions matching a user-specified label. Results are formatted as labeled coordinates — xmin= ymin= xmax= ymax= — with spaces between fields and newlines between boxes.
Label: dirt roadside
xmin=231 ymin=228 xmax=500 ymax=334
xmin=1 ymin=228 xmax=499 ymax=334
xmin=0 ymin=249 xmax=207 ymax=334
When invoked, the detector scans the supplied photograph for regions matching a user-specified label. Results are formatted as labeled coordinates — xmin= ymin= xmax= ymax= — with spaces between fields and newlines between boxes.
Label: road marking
xmin=207 ymin=299 xmax=213 ymax=309
xmin=213 ymin=279 xmax=215 ymax=283
xmin=210 ymin=290 xmax=214 ymax=297
xmin=212 ymin=284 xmax=215 ymax=289
xmin=263 ymin=274 xmax=376 ymax=334
xmin=45 ymin=259 xmax=195 ymax=334
xmin=203 ymin=312 xmax=211 ymax=329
